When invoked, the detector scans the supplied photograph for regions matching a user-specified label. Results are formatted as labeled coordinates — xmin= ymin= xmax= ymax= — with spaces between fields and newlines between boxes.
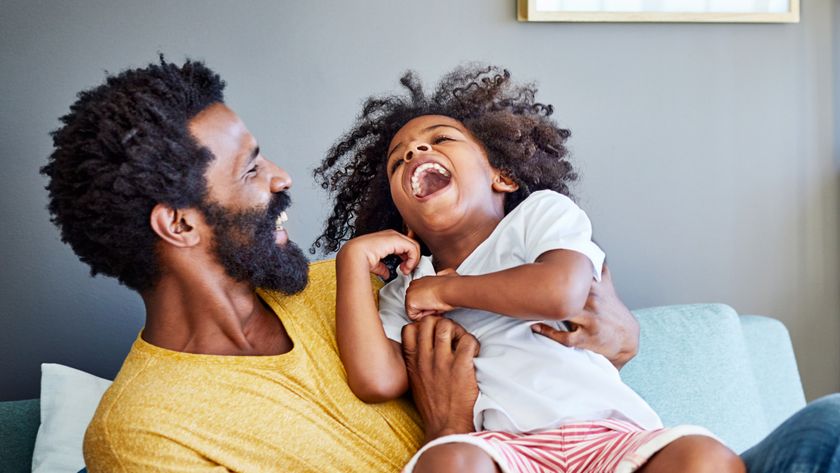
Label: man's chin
xmin=252 ymin=241 xmax=310 ymax=294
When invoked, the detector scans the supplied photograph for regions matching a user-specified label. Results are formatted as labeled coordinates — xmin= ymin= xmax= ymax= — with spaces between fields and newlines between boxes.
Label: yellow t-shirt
xmin=83 ymin=260 xmax=423 ymax=472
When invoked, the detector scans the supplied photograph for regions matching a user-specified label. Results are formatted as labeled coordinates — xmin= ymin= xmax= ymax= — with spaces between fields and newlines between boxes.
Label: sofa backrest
xmin=621 ymin=303 xmax=806 ymax=453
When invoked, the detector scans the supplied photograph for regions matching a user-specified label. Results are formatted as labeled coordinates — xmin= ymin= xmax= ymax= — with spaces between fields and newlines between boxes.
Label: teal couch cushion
xmin=621 ymin=304 xmax=769 ymax=453
xmin=0 ymin=398 xmax=39 ymax=473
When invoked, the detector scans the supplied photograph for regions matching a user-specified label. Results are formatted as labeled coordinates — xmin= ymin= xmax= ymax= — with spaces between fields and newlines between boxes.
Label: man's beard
xmin=199 ymin=192 xmax=309 ymax=294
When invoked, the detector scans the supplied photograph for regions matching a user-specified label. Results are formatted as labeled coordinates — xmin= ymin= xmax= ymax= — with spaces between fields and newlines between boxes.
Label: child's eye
xmin=433 ymin=135 xmax=453 ymax=144
xmin=390 ymin=158 xmax=404 ymax=174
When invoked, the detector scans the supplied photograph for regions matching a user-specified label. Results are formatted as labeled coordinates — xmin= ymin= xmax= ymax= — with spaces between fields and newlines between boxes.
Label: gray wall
xmin=1 ymin=0 xmax=837 ymax=402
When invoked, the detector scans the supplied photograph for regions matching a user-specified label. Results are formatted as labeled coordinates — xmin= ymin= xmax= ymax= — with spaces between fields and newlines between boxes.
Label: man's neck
xmin=141 ymin=270 xmax=293 ymax=356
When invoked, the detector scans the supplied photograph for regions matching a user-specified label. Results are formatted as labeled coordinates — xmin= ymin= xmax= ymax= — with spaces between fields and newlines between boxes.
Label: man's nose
xmin=265 ymin=160 xmax=292 ymax=193
xmin=404 ymin=142 xmax=430 ymax=162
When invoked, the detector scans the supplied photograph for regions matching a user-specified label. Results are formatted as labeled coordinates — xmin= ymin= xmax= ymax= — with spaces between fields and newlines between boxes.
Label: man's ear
xmin=149 ymin=204 xmax=201 ymax=248
xmin=492 ymin=173 xmax=519 ymax=193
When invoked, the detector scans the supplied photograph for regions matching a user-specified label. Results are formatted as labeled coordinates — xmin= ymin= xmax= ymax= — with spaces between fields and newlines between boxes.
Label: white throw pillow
xmin=31 ymin=363 xmax=112 ymax=473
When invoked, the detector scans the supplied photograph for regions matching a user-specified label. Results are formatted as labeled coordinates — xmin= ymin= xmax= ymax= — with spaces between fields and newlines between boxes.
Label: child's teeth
xmin=410 ymin=162 xmax=449 ymax=197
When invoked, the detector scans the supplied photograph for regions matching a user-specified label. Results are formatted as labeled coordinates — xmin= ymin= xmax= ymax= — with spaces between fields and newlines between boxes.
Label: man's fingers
xmin=401 ymin=323 xmax=418 ymax=359
xmin=416 ymin=316 xmax=441 ymax=367
xmin=588 ymin=263 xmax=614 ymax=303
xmin=453 ymin=331 xmax=480 ymax=359
xmin=531 ymin=323 xmax=581 ymax=348
xmin=600 ymin=263 xmax=612 ymax=283
xmin=433 ymin=319 xmax=456 ymax=369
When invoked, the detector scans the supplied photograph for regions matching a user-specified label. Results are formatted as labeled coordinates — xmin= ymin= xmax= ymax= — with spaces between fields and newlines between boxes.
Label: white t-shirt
xmin=379 ymin=190 xmax=662 ymax=433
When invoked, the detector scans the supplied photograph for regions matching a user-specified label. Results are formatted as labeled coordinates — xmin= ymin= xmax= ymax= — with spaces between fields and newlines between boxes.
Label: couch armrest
xmin=739 ymin=315 xmax=806 ymax=430
xmin=0 ymin=398 xmax=39 ymax=473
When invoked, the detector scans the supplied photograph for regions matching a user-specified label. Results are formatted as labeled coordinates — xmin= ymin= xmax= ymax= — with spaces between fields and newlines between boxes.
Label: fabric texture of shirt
xmin=83 ymin=260 xmax=423 ymax=473
xmin=379 ymin=190 xmax=662 ymax=433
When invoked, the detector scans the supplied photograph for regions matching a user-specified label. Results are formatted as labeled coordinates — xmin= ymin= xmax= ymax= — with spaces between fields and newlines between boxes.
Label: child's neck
xmin=425 ymin=217 xmax=502 ymax=272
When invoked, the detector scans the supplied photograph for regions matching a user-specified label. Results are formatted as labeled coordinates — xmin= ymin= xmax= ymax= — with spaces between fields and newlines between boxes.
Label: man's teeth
xmin=411 ymin=163 xmax=450 ymax=196
xmin=275 ymin=211 xmax=288 ymax=231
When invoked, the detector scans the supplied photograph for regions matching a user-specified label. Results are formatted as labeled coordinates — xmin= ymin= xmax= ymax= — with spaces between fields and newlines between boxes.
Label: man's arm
xmin=401 ymin=316 xmax=480 ymax=444
xmin=531 ymin=264 xmax=639 ymax=369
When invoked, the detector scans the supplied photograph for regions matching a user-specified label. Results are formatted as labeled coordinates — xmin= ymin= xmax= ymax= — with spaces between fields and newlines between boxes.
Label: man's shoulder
xmin=258 ymin=259 xmax=340 ymax=330
xmin=306 ymin=258 xmax=338 ymax=287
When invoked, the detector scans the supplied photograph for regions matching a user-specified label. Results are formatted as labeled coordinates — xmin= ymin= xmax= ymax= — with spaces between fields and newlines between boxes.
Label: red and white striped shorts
xmin=403 ymin=419 xmax=716 ymax=473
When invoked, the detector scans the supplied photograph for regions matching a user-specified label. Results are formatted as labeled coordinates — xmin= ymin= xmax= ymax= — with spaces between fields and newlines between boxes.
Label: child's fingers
xmin=370 ymin=261 xmax=391 ymax=279
xmin=397 ymin=236 xmax=421 ymax=274
xmin=408 ymin=310 xmax=440 ymax=321
xmin=407 ymin=309 xmax=423 ymax=321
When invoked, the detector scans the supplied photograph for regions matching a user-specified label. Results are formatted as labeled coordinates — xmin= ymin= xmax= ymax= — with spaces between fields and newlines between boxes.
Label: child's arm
xmin=336 ymin=230 xmax=420 ymax=403
xmin=405 ymin=249 xmax=592 ymax=321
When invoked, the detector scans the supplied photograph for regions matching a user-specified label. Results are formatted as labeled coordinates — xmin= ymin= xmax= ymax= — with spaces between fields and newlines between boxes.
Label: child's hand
xmin=405 ymin=269 xmax=459 ymax=320
xmin=337 ymin=230 xmax=421 ymax=279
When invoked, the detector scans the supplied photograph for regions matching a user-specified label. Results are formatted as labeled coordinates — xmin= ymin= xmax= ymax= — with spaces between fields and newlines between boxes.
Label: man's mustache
xmin=267 ymin=192 xmax=291 ymax=219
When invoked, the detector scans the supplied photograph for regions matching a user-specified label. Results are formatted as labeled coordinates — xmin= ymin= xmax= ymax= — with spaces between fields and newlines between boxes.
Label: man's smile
xmin=275 ymin=211 xmax=289 ymax=245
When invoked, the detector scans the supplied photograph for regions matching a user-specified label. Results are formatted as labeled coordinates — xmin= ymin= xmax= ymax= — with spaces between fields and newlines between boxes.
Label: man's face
xmin=188 ymin=103 xmax=308 ymax=294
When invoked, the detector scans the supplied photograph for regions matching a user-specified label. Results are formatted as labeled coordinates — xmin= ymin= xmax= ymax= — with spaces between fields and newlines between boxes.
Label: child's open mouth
xmin=410 ymin=162 xmax=451 ymax=199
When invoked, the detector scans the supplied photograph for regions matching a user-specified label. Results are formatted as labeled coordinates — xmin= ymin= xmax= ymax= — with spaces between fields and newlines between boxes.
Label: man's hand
xmin=531 ymin=264 xmax=639 ymax=369
xmin=401 ymin=316 xmax=480 ymax=444
xmin=404 ymin=269 xmax=458 ymax=320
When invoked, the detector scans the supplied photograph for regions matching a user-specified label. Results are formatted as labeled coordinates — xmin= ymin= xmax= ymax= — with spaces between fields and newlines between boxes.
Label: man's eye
xmin=247 ymin=165 xmax=259 ymax=175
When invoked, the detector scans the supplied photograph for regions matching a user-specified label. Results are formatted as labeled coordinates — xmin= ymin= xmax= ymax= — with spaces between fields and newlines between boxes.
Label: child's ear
xmin=150 ymin=204 xmax=202 ymax=248
xmin=492 ymin=173 xmax=519 ymax=193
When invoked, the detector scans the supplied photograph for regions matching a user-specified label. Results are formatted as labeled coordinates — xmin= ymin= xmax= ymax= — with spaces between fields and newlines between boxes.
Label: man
xmin=42 ymin=58 xmax=839 ymax=472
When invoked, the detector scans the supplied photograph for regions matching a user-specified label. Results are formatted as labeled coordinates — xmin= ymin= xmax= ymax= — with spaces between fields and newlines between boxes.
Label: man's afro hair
xmin=41 ymin=57 xmax=225 ymax=291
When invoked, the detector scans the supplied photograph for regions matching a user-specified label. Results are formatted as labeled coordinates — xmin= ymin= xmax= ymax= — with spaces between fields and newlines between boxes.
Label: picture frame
xmin=517 ymin=0 xmax=800 ymax=23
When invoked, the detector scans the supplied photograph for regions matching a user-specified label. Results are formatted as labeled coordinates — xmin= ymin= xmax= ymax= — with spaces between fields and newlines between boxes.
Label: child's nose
xmin=405 ymin=142 xmax=430 ymax=161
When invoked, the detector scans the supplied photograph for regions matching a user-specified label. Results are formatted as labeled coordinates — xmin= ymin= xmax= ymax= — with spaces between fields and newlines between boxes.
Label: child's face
xmin=385 ymin=115 xmax=516 ymax=237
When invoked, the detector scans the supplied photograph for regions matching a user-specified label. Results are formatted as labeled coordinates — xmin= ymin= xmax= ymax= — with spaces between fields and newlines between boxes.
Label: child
xmin=314 ymin=65 xmax=743 ymax=473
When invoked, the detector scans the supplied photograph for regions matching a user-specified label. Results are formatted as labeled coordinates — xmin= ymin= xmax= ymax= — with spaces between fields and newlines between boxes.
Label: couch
xmin=0 ymin=303 xmax=806 ymax=472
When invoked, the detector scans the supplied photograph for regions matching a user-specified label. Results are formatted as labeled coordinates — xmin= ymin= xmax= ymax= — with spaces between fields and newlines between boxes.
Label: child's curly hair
xmin=312 ymin=64 xmax=577 ymax=256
